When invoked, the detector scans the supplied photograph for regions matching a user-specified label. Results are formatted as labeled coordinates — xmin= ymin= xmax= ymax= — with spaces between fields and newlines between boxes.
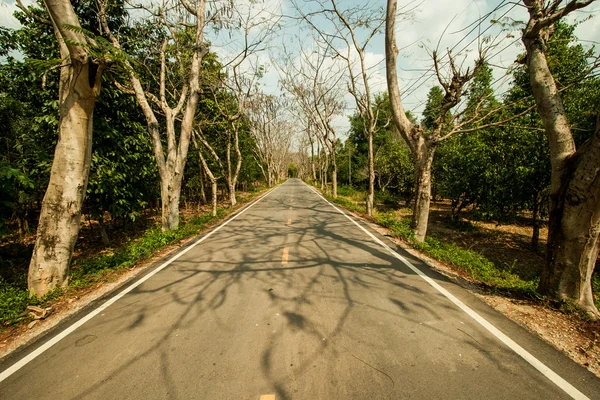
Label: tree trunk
xmin=311 ymin=140 xmax=317 ymax=182
xmin=531 ymin=190 xmax=541 ymax=251
xmin=331 ymin=157 xmax=337 ymax=198
xmin=160 ymin=176 xmax=182 ymax=231
xmin=366 ymin=129 xmax=375 ymax=216
xmin=98 ymin=214 xmax=110 ymax=246
xmin=211 ymin=180 xmax=217 ymax=216
xmin=199 ymin=165 xmax=207 ymax=205
xmin=225 ymin=127 xmax=242 ymax=207
xmin=329 ymin=140 xmax=338 ymax=198
xmin=322 ymin=152 xmax=329 ymax=194
xmin=542 ymin=166 xmax=600 ymax=316
xmin=412 ymin=141 xmax=435 ymax=243
xmin=524 ymin=19 xmax=600 ymax=316
xmin=268 ymin=168 xmax=274 ymax=187
xmin=28 ymin=63 xmax=100 ymax=295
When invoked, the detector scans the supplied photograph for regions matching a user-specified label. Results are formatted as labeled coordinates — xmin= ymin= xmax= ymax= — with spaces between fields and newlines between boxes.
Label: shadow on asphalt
xmin=66 ymin=180 xmax=514 ymax=400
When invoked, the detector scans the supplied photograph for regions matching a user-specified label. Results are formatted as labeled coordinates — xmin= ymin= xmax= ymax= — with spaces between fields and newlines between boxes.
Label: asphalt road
xmin=1 ymin=179 xmax=599 ymax=399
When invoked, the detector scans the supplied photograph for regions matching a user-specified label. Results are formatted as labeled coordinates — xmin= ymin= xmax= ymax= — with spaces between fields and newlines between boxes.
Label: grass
xmin=324 ymin=189 xmax=539 ymax=298
xmin=375 ymin=212 xmax=538 ymax=295
xmin=0 ymin=196 xmax=259 ymax=328
xmin=594 ymin=274 xmax=600 ymax=311
xmin=68 ymin=208 xmax=227 ymax=289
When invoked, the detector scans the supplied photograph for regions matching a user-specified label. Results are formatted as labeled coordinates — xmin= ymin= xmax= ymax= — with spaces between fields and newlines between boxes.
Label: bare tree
xmin=520 ymin=0 xmax=599 ymax=316
xmin=192 ymin=128 xmax=222 ymax=216
xmin=248 ymin=94 xmax=292 ymax=186
xmin=279 ymin=39 xmax=345 ymax=197
xmin=204 ymin=3 xmax=280 ymax=205
xmin=25 ymin=0 xmax=108 ymax=295
xmin=385 ymin=0 xmax=528 ymax=243
xmin=101 ymin=0 xmax=210 ymax=231
xmin=297 ymin=0 xmax=386 ymax=213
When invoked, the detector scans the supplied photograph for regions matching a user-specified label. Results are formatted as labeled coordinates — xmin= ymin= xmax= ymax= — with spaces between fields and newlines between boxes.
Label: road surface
xmin=1 ymin=179 xmax=599 ymax=399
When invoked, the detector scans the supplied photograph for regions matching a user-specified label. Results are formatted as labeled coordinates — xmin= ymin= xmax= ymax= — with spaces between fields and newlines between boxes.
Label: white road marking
xmin=0 ymin=184 xmax=283 ymax=383
xmin=304 ymin=182 xmax=589 ymax=400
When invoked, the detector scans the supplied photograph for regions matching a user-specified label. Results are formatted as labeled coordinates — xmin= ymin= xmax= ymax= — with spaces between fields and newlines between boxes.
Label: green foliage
xmin=421 ymin=86 xmax=447 ymax=131
xmin=69 ymin=208 xmax=226 ymax=288
xmin=0 ymin=280 xmax=31 ymax=326
xmin=374 ymin=212 xmax=537 ymax=295
xmin=345 ymin=93 xmax=415 ymax=202
xmin=432 ymin=24 xmax=600 ymax=224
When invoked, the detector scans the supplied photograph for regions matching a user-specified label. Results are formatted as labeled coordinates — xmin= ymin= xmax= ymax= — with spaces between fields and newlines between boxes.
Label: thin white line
xmin=303 ymin=182 xmax=589 ymax=400
xmin=0 ymin=184 xmax=282 ymax=383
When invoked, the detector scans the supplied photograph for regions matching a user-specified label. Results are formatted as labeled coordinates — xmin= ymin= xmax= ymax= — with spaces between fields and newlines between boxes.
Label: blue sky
xmin=2 ymin=0 xmax=599 ymax=139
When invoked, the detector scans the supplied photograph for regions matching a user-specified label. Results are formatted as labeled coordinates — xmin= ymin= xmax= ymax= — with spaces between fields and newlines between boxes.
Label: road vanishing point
xmin=0 ymin=179 xmax=599 ymax=399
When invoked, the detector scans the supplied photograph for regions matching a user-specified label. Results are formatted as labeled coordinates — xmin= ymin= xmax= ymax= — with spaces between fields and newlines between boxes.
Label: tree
xmin=102 ymin=0 xmax=209 ymax=231
xmin=521 ymin=0 xmax=600 ymax=316
xmin=248 ymin=94 xmax=292 ymax=186
xmin=386 ymin=0 xmax=490 ymax=242
xmin=279 ymin=38 xmax=345 ymax=197
xmin=385 ymin=0 xmax=532 ymax=243
xmin=298 ymin=0 xmax=385 ymax=214
xmin=23 ymin=0 xmax=110 ymax=296
xmin=347 ymin=93 xmax=414 ymax=201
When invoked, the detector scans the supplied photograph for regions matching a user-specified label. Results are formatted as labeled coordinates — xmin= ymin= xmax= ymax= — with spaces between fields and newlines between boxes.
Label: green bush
xmin=373 ymin=212 xmax=537 ymax=295
xmin=0 ymin=280 xmax=31 ymax=326
xmin=337 ymin=185 xmax=357 ymax=197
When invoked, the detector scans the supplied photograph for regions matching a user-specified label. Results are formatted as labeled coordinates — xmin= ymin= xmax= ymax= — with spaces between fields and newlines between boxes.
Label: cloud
xmin=0 ymin=0 xmax=32 ymax=30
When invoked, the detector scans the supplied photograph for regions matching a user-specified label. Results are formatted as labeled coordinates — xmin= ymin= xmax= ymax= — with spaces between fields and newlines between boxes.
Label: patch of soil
xmin=395 ymin=200 xmax=547 ymax=282
xmin=478 ymin=294 xmax=600 ymax=377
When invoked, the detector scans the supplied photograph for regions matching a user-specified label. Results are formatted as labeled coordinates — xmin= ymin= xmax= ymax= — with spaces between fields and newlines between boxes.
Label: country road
xmin=0 ymin=179 xmax=598 ymax=399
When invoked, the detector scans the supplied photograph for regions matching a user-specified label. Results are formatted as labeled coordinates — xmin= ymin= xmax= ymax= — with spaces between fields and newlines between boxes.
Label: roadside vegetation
xmin=324 ymin=185 xmax=600 ymax=309
xmin=0 ymin=190 xmax=267 ymax=328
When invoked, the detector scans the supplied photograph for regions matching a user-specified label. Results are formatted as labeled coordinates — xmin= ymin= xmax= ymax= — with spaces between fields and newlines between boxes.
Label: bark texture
xmin=522 ymin=0 xmax=599 ymax=316
xmin=28 ymin=0 xmax=104 ymax=295
xmin=412 ymin=141 xmax=435 ymax=243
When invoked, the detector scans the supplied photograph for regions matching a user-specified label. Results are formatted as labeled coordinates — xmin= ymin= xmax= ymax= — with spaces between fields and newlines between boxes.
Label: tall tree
xmin=386 ymin=0 xmax=486 ymax=242
xmin=23 ymin=0 xmax=109 ymax=296
xmin=101 ymin=0 xmax=209 ymax=231
xmin=298 ymin=0 xmax=385 ymax=214
xmin=385 ymin=0 xmax=530 ymax=243
xmin=521 ymin=0 xmax=600 ymax=316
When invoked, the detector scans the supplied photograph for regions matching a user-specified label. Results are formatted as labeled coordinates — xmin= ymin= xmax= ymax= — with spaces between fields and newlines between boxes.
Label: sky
xmin=1 ymin=0 xmax=599 ymax=139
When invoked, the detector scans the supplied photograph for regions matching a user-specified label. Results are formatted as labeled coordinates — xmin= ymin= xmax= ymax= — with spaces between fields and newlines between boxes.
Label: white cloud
xmin=0 ymin=0 xmax=33 ymax=30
